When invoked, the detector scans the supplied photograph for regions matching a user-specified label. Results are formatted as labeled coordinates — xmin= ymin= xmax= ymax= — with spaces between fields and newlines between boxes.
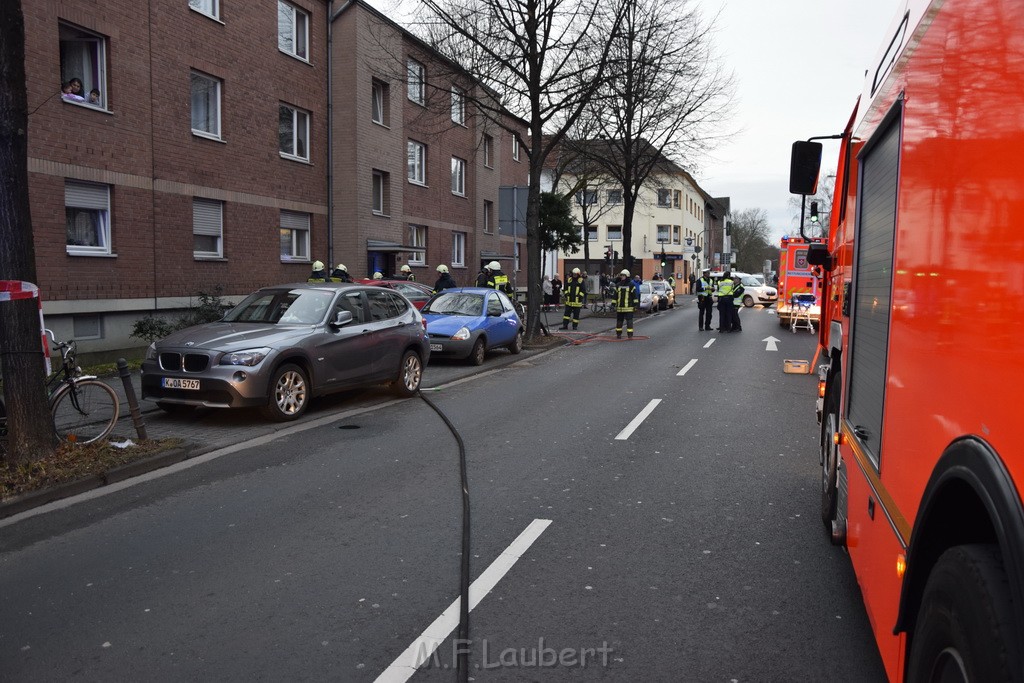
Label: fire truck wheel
xmin=820 ymin=389 xmax=840 ymax=530
xmin=906 ymin=544 xmax=1015 ymax=683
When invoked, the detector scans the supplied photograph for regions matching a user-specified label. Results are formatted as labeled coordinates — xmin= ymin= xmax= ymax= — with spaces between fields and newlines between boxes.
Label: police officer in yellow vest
xmin=308 ymin=260 xmax=328 ymax=283
xmin=561 ymin=267 xmax=586 ymax=330
xmin=695 ymin=268 xmax=715 ymax=331
xmin=715 ymin=270 xmax=736 ymax=332
xmin=614 ymin=269 xmax=639 ymax=339
xmin=729 ymin=275 xmax=745 ymax=332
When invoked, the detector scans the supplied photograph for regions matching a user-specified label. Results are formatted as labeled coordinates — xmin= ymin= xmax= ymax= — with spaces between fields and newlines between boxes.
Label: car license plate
xmin=429 ymin=343 xmax=443 ymax=352
xmin=162 ymin=377 xmax=200 ymax=390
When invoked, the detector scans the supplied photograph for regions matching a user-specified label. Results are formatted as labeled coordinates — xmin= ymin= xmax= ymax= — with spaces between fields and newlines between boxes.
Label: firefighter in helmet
xmin=433 ymin=264 xmax=457 ymax=293
xmin=330 ymin=263 xmax=353 ymax=283
xmin=398 ymin=264 xmax=415 ymax=281
xmin=308 ymin=260 xmax=328 ymax=283
xmin=479 ymin=261 xmax=513 ymax=296
xmin=614 ymin=269 xmax=639 ymax=339
xmin=561 ymin=267 xmax=587 ymax=330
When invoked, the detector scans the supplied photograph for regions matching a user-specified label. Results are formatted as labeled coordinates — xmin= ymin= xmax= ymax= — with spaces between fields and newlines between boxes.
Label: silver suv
xmin=141 ymin=282 xmax=429 ymax=421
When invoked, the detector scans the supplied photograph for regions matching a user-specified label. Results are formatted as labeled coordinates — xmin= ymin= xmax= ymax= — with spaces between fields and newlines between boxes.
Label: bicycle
xmin=0 ymin=330 xmax=120 ymax=451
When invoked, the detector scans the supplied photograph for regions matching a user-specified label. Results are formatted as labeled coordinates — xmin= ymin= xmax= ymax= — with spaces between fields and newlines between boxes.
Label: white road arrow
xmin=763 ymin=336 xmax=780 ymax=352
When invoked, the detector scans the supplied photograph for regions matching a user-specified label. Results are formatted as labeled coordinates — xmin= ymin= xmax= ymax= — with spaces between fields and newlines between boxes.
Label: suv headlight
xmin=452 ymin=327 xmax=471 ymax=341
xmin=220 ymin=347 xmax=272 ymax=366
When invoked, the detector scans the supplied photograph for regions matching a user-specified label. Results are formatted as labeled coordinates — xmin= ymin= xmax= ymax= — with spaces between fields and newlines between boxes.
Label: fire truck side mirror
xmin=790 ymin=141 xmax=823 ymax=195
xmin=806 ymin=242 xmax=834 ymax=272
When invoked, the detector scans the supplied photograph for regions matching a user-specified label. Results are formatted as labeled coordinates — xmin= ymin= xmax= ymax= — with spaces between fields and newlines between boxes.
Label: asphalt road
xmin=0 ymin=304 xmax=886 ymax=681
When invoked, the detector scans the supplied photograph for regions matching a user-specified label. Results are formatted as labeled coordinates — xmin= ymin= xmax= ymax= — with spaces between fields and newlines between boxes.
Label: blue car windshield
xmin=423 ymin=292 xmax=484 ymax=316
xmin=224 ymin=289 xmax=334 ymax=324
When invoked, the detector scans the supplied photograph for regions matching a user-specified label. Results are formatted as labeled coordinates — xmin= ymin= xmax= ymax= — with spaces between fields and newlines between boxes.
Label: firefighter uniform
xmin=308 ymin=260 xmax=328 ymax=283
xmin=715 ymin=273 xmax=735 ymax=332
xmin=695 ymin=272 xmax=714 ymax=331
xmin=614 ymin=271 xmax=639 ymax=339
xmin=730 ymin=278 xmax=745 ymax=332
xmin=561 ymin=271 xmax=587 ymax=330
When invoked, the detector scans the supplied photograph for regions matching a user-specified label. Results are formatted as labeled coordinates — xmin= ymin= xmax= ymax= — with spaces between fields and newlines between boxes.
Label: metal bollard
xmin=116 ymin=358 xmax=148 ymax=441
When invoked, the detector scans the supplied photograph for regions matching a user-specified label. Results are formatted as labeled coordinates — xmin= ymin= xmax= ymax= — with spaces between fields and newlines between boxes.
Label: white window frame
xmin=193 ymin=198 xmax=224 ymax=258
xmin=451 ymin=157 xmax=466 ymax=196
xmin=657 ymin=189 xmax=672 ymax=207
xmin=188 ymin=0 xmax=219 ymax=20
xmin=279 ymin=103 xmax=310 ymax=161
xmin=371 ymin=78 xmax=388 ymax=126
xmin=483 ymin=200 xmax=493 ymax=234
xmin=65 ymin=180 xmax=112 ymax=256
xmin=607 ymin=225 xmax=622 ymax=241
xmin=409 ymin=225 xmax=426 ymax=265
xmin=279 ymin=210 xmax=310 ymax=262
xmin=408 ymin=140 xmax=426 ymax=185
xmin=483 ymin=134 xmax=494 ymax=168
xmin=656 ymin=224 xmax=671 ymax=243
xmin=451 ymin=86 xmax=465 ymax=125
xmin=452 ymin=232 xmax=466 ymax=267
xmin=407 ymin=58 xmax=425 ymax=105
xmin=585 ymin=225 xmax=598 ymax=242
xmin=607 ymin=189 xmax=622 ymax=204
xmin=372 ymin=170 xmax=389 ymax=215
xmin=512 ymin=135 xmax=520 ymax=161
xmin=277 ymin=1 xmax=309 ymax=61
xmin=673 ymin=225 xmax=682 ymax=244
xmin=59 ymin=22 xmax=108 ymax=110
xmin=190 ymin=71 xmax=221 ymax=140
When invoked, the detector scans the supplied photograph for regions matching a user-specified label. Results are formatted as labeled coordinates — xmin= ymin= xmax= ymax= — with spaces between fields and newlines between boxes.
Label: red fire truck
xmin=791 ymin=0 xmax=1024 ymax=680
xmin=774 ymin=236 xmax=824 ymax=329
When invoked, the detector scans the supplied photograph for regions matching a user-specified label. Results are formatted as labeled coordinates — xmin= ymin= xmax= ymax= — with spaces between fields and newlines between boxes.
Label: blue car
xmin=421 ymin=287 xmax=524 ymax=365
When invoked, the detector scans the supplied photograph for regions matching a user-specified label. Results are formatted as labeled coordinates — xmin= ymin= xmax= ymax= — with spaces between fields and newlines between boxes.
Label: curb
xmin=0 ymin=445 xmax=195 ymax=520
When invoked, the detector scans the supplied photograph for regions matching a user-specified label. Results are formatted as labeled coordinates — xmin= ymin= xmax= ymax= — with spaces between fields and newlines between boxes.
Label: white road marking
xmin=763 ymin=336 xmax=780 ymax=351
xmin=676 ymin=359 xmax=698 ymax=376
xmin=703 ymin=338 xmax=716 ymax=349
xmin=375 ymin=519 xmax=553 ymax=683
xmin=614 ymin=399 xmax=662 ymax=441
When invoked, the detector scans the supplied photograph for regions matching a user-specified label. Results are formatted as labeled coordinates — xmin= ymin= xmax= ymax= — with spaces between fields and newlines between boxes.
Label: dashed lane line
xmin=677 ymin=359 xmax=698 ymax=377
xmin=703 ymin=338 xmax=716 ymax=348
xmin=614 ymin=399 xmax=662 ymax=441
xmin=375 ymin=519 xmax=553 ymax=683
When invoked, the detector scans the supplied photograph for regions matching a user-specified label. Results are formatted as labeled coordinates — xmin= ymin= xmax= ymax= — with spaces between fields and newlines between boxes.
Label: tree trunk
xmin=0 ymin=0 xmax=58 ymax=463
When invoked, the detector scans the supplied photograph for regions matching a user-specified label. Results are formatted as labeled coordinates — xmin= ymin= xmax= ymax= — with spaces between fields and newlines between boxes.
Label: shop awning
xmin=367 ymin=239 xmax=426 ymax=253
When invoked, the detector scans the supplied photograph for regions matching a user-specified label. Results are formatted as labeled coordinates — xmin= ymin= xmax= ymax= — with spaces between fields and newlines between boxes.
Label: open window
xmin=59 ymin=22 xmax=107 ymax=109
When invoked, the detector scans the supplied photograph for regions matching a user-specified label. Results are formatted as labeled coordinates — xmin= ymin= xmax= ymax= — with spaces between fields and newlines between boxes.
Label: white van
xmin=731 ymin=272 xmax=778 ymax=307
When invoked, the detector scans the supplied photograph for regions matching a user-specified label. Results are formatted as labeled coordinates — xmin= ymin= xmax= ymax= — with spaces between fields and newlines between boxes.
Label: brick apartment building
xmin=21 ymin=0 xmax=528 ymax=356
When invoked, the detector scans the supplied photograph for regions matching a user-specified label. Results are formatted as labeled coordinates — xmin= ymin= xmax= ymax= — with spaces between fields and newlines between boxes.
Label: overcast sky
xmin=697 ymin=0 xmax=900 ymax=240
xmin=367 ymin=0 xmax=902 ymax=240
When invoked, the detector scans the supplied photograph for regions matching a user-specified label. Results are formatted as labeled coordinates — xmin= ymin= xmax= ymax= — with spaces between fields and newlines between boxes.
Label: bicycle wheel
xmin=50 ymin=379 xmax=120 ymax=445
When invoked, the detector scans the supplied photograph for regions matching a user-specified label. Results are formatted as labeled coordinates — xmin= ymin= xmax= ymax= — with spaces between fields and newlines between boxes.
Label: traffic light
xmin=660 ymin=251 xmax=667 ymax=268
xmin=604 ymin=246 xmax=612 ymax=264
xmin=613 ymin=251 xmax=619 ymax=261
xmin=810 ymin=201 xmax=820 ymax=224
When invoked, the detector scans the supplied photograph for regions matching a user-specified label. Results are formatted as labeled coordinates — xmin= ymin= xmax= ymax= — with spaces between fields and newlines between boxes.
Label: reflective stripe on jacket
xmin=614 ymin=280 xmax=638 ymax=312
xmin=715 ymin=280 xmax=734 ymax=298
xmin=564 ymin=276 xmax=586 ymax=307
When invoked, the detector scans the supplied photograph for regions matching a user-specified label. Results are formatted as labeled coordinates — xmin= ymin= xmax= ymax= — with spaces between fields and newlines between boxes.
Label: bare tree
xmin=416 ymin=0 xmax=625 ymax=339
xmin=728 ymin=208 xmax=774 ymax=274
xmin=0 ymin=0 xmax=57 ymax=463
xmin=567 ymin=0 xmax=734 ymax=270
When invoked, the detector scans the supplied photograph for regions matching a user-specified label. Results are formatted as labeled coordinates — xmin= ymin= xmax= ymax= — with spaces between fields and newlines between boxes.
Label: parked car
xmin=733 ymin=272 xmax=779 ymax=307
xmin=648 ymin=280 xmax=675 ymax=309
xmin=357 ymin=278 xmax=434 ymax=309
xmin=141 ymin=282 xmax=429 ymax=421
xmin=420 ymin=287 xmax=524 ymax=365
xmin=637 ymin=282 xmax=657 ymax=312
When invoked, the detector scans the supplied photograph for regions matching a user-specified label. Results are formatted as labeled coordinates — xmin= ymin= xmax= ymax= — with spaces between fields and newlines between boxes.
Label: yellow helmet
xmin=312 ymin=260 xmax=325 ymax=270
xmin=436 ymin=264 xmax=449 ymax=273
xmin=572 ymin=267 xmax=581 ymax=275
xmin=487 ymin=261 xmax=501 ymax=271
xmin=401 ymin=264 xmax=412 ymax=273
xmin=372 ymin=271 xmax=383 ymax=279
xmin=620 ymin=269 xmax=630 ymax=277
xmin=335 ymin=263 xmax=347 ymax=272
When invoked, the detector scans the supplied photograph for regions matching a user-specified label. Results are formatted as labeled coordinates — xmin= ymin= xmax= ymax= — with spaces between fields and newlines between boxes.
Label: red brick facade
xmin=22 ymin=0 xmax=527 ymax=353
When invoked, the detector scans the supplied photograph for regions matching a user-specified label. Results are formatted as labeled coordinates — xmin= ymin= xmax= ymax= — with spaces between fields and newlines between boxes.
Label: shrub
xmin=130 ymin=286 xmax=231 ymax=343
